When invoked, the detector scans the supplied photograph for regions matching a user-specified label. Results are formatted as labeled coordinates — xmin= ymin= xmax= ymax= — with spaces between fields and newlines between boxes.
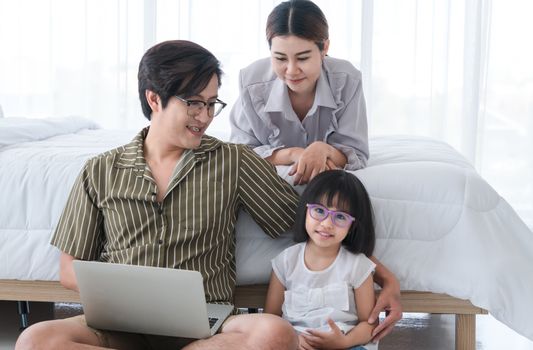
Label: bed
xmin=1 ymin=117 xmax=532 ymax=349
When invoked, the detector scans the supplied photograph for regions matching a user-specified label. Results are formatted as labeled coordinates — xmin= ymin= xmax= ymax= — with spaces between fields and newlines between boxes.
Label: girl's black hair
xmin=294 ymin=170 xmax=375 ymax=256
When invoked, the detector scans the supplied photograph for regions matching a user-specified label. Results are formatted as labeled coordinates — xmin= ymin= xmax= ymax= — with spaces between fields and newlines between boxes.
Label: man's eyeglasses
xmin=306 ymin=204 xmax=355 ymax=228
xmin=175 ymin=96 xmax=227 ymax=118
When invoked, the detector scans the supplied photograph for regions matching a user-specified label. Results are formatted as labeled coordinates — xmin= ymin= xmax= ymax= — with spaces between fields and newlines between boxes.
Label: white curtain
xmin=0 ymin=0 xmax=531 ymax=227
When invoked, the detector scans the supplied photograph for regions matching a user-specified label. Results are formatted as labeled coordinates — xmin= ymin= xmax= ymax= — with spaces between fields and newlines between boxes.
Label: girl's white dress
xmin=272 ymin=242 xmax=376 ymax=334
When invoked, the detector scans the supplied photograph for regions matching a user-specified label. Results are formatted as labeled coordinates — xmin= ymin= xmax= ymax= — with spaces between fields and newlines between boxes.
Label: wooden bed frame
xmin=0 ymin=280 xmax=486 ymax=350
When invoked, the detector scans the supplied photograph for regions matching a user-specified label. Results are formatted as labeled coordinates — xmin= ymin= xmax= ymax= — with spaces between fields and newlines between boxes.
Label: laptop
xmin=72 ymin=260 xmax=233 ymax=339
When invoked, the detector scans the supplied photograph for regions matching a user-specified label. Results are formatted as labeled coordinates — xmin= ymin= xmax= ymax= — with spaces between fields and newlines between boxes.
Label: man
xmin=16 ymin=40 xmax=300 ymax=350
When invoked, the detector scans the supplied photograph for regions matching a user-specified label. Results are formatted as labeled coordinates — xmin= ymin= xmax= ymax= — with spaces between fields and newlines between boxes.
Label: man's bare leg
xmin=184 ymin=313 xmax=298 ymax=350
xmin=15 ymin=316 xmax=146 ymax=350
xmin=16 ymin=313 xmax=297 ymax=350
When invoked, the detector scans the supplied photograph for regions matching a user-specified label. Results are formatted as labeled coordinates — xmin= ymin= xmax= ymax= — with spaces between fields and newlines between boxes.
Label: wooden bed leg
xmin=455 ymin=314 xmax=475 ymax=350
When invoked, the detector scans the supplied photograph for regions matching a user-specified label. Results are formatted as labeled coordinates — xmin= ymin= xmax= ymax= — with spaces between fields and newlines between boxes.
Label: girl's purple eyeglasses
xmin=306 ymin=204 xmax=355 ymax=228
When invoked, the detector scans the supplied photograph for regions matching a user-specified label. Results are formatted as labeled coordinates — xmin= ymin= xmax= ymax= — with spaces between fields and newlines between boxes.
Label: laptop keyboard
xmin=208 ymin=317 xmax=218 ymax=328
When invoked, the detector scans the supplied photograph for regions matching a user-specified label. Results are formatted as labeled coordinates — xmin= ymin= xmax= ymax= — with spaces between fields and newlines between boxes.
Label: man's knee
xmin=249 ymin=314 xmax=298 ymax=350
xmin=16 ymin=317 xmax=99 ymax=350
xmin=16 ymin=321 xmax=62 ymax=350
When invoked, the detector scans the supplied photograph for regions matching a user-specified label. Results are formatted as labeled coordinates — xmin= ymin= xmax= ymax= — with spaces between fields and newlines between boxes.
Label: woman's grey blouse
xmin=229 ymin=56 xmax=369 ymax=171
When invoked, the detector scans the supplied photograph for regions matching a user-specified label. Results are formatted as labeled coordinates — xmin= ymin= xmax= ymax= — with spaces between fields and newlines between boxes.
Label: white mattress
xmin=1 ymin=117 xmax=532 ymax=341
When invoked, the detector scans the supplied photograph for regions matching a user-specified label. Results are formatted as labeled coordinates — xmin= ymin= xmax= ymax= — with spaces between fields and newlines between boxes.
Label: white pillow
xmin=0 ymin=116 xmax=99 ymax=148
xmin=0 ymin=105 xmax=4 ymax=118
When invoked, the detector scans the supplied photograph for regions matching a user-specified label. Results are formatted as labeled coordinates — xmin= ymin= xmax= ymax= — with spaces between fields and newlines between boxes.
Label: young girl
xmin=265 ymin=170 xmax=377 ymax=350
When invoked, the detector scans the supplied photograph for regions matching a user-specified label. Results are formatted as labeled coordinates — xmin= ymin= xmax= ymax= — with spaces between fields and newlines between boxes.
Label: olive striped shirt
xmin=51 ymin=128 xmax=298 ymax=303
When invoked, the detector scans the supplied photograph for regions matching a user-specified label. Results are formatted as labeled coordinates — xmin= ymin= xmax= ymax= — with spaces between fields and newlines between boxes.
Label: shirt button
xmin=158 ymin=239 xmax=163 ymax=245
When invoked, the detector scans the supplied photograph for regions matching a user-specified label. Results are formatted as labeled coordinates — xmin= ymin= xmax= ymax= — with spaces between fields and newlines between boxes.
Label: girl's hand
xmin=301 ymin=319 xmax=348 ymax=349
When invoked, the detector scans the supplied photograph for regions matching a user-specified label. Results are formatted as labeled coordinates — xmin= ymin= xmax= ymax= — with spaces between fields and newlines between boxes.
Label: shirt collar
xmin=192 ymin=134 xmax=224 ymax=161
xmin=264 ymin=78 xmax=289 ymax=113
xmin=314 ymin=67 xmax=337 ymax=109
xmin=114 ymin=127 xmax=149 ymax=171
xmin=263 ymin=65 xmax=338 ymax=113
xmin=115 ymin=127 xmax=223 ymax=169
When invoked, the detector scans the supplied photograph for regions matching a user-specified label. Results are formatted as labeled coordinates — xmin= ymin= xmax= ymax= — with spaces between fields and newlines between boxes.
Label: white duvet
xmin=1 ymin=117 xmax=532 ymax=340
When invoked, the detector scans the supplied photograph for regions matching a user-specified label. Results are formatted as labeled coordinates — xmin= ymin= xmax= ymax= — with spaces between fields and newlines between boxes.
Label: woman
xmin=230 ymin=0 xmax=368 ymax=186
xmin=230 ymin=0 xmax=402 ymax=343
